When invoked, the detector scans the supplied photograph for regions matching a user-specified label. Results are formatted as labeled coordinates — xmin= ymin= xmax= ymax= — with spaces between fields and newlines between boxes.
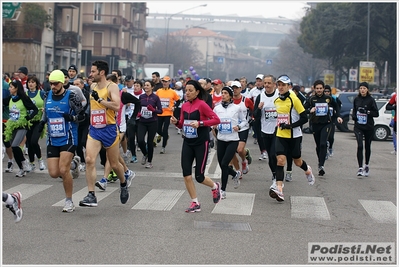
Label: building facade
xmin=2 ymin=2 xmax=148 ymax=81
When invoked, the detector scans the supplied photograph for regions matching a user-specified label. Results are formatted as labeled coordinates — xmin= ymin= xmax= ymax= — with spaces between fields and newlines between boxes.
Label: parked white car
xmin=348 ymin=99 xmax=392 ymax=141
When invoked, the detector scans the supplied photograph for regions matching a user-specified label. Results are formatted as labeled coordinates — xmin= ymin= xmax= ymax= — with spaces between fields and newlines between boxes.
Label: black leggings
xmin=354 ymin=126 xmax=374 ymax=168
xmin=157 ymin=116 xmax=171 ymax=148
xmin=181 ymin=140 xmax=209 ymax=183
xmin=76 ymin=122 xmax=89 ymax=164
xmin=260 ymin=132 xmax=277 ymax=176
xmin=217 ymin=140 xmax=239 ymax=191
xmin=11 ymin=129 xmax=27 ymax=169
xmin=312 ymin=123 xmax=331 ymax=167
xmin=26 ymin=121 xmax=43 ymax=162
xmin=127 ymin=120 xmax=138 ymax=157
xmin=328 ymin=122 xmax=335 ymax=149
xmin=137 ymin=120 xmax=157 ymax=163
xmin=253 ymin=119 xmax=266 ymax=152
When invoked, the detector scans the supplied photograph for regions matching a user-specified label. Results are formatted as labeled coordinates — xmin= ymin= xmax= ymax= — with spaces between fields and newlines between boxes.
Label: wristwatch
xmin=199 ymin=121 xmax=204 ymax=127
xmin=98 ymin=98 xmax=103 ymax=103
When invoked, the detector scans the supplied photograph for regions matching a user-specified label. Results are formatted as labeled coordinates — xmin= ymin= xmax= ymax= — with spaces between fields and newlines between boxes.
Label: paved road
xmin=2 ymin=126 xmax=397 ymax=265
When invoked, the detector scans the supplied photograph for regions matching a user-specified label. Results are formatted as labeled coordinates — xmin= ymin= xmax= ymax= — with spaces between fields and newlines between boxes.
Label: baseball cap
xmin=212 ymin=79 xmax=222 ymax=85
xmin=125 ymin=75 xmax=134 ymax=81
xmin=277 ymin=75 xmax=291 ymax=84
xmin=231 ymin=81 xmax=242 ymax=88
xmin=49 ymin=70 xmax=65 ymax=84
xmin=162 ymin=76 xmax=171 ymax=82
xmin=255 ymin=74 xmax=264 ymax=80
xmin=68 ymin=65 xmax=77 ymax=71
xmin=17 ymin=66 xmax=28 ymax=75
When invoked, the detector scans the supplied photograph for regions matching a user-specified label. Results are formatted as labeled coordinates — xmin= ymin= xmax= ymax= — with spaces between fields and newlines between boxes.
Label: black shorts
xmin=275 ymin=136 xmax=302 ymax=159
xmin=47 ymin=144 xmax=76 ymax=158
xmin=238 ymin=129 xmax=249 ymax=142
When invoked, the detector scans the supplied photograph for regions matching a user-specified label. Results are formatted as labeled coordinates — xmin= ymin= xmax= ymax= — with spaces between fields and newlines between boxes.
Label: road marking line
xmin=291 ymin=196 xmax=331 ymax=220
xmin=52 ymin=186 xmax=118 ymax=206
xmin=4 ymin=184 xmax=53 ymax=201
xmin=212 ymin=192 xmax=255 ymax=216
xmin=132 ymin=189 xmax=185 ymax=211
xmin=359 ymin=199 xmax=397 ymax=223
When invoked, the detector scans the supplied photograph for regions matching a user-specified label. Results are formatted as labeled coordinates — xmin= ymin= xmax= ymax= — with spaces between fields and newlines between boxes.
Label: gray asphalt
xmin=2 ymin=125 xmax=397 ymax=265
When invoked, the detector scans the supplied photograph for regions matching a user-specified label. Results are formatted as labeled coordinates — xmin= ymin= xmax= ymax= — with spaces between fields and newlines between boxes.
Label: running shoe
xmin=95 ymin=178 xmax=107 ymax=191
xmin=125 ymin=170 xmax=136 ymax=187
xmin=357 ymin=167 xmax=363 ymax=176
xmin=160 ymin=147 xmax=165 ymax=154
xmin=318 ymin=166 xmax=325 ymax=176
xmin=71 ymin=156 xmax=80 ymax=179
xmin=5 ymin=161 xmax=13 ymax=173
xmin=262 ymin=151 xmax=268 ymax=160
xmin=258 ymin=153 xmax=263 ymax=160
xmin=306 ymin=165 xmax=315 ymax=185
xmin=38 ymin=158 xmax=46 ymax=170
xmin=120 ymin=185 xmax=130 ymax=204
xmin=254 ymin=138 xmax=257 ymax=145
xmin=177 ymin=129 xmax=181 ymax=135
xmin=269 ymin=187 xmax=277 ymax=199
xmin=30 ymin=163 xmax=36 ymax=171
xmin=62 ymin=200 xmax=75 ymax=213
xmin=107 ymin=170 xmax=118 ymax=183
xmin=185 ymin=202 xmax=201 ymax=213
xmin=245 ymin=148 xmax=252 ymax=165
xmin=130 ymin=156 xmax=138 ymax=163
xmin=363 ymin=165 xmax=369 ymax=177
xmin=325 ymin=152 xmax=329 ymax=160
xmin=22 ymin=160 xmax=31 ymax=172
xmin=145 ymin=162 xmax=153 ymax=169
xmin=6 ymin=192 xmax=22 ymax=222
xmin=285 ymin=171 xmax=293 ymax=182
xmin=79 ymin=193 xmax=98 ymax=207
xmin=212 ymin=182 xmax=221 ymax=204
xmin=221 ymin=190 xmax=226 ymax=199
xmin=141 ymin=155 xmax=148 ymax=165
xmin=79 ymin=163 xmax=86 ymax=172
xmin=273 ymin=188 xmax=285 ymax=202
xmin=233 ymin=170 xmax=241 ymax=189
xmin=15 ymin=169 xmax=26 ymax=177
xmin=242 ymin=159 xmax=249 ymax=174
xmin=156 ymin=134 xmax=162 ymax=143
xmin=329 ymin=148 xmax=334 ymax=157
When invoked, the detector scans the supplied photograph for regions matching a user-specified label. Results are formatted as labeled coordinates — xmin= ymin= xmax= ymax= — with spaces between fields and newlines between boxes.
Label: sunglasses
xmin=50 ymin=81 xmax=62 ymax=86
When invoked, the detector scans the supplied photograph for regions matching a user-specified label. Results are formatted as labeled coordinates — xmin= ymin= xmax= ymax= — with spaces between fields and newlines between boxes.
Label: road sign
xmin=2 ymin=3 xmax=21 ymax=19
xmin=349 ymin=68 xmax=358 ymax=82
xmin=266 ymin=59 xmax=272 ymax=65
xmin=217 ymin=57 xmax=224 ymax=64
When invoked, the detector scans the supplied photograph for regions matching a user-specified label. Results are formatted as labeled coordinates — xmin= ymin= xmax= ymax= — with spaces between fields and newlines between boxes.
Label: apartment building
xmin=2 ymin=2 xmax=148 ymax=81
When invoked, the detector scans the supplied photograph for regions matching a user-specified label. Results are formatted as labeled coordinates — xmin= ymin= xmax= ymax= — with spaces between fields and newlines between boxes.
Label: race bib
xmin=315 ymin=103 xmax=328 ymax=116
xmin=141 ymin=107 xmax=152 ymax=119
xmin=357 ymin=112 xmax=367 ymax=125
xmin=218 ymin=118 xmax=233 ymax=134
xmin=160 ymin=98 xmax=170 ymax=109
xmin=49 ymin=117 xmax=66 ymax=137
xmin=91 ymin=109 xmax=107 ymax=128
xmin=277 ymin=114 xmax=289 ymax=126
xmin=9 ymin=108 xmax=20 ymax=121
xmin=183 ymin=120 xmax=198 ymax=138
xmin=264 ymin=108 xmax=277 ymax=120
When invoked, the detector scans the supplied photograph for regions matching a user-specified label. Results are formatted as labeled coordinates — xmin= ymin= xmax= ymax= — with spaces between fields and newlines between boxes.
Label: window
xmin=93 ymin=32 xmax=103 ymax=55
xmin=94 ymin=3 xmax=102 ymax=21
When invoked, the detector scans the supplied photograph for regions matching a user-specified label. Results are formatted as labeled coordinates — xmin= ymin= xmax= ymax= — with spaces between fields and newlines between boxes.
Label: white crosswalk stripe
xmin=4 ymin=184 xmax=53 ymax=200
xmin=359 ymin=199 xmax=397 ymax=224
xmin=291 ymin=196 xmax=331 ymax=220
xmin=52 ymin=186 xmax=118 ymax=207
xmin=4 ymin=183 xmax=396 ymax=223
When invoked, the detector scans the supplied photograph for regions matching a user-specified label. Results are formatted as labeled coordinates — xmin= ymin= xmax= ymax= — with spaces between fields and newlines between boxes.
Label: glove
xmin=63 ymin=113 xmax=76 ymax=122
xmin=137 ymin=112 xmax=141 ymax=118
xmin=147 ymin=105 xmax=155 ymax=112
xmin=357 ymin=107 xmax=367 ymax=114
xmin=25 ymin=115 xmax=31 ymax=121
xmin=76 ymin=113 xmax=86 ymax=122
xmin=91 ymin=90 xmax=99 ymax=101
xmin=279 ymin=123 xmax=292 ymax=130
xmin=37 ymin=121 xmax=46 ymax=133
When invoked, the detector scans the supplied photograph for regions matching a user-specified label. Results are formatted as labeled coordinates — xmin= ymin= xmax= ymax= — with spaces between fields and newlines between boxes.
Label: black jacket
xmin=352 ymin=94 xmax=379 ymax=131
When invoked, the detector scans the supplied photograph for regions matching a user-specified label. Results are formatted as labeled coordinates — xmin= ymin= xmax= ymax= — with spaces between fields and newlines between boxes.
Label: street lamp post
xmin=165 ymin=4 xmax=207 ymax=62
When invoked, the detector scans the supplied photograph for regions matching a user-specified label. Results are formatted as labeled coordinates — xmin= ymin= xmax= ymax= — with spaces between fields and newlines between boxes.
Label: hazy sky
xmin=146 ymin=1 xmax=309 ymax=20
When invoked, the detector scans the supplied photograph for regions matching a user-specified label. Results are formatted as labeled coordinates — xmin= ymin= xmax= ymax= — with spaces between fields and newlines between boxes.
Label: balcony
xmin=82 ymin=14 xmax=125 ymax=29
xmin=2 ymin=24 xmax=42 ymax=43
xmin=85 ymin=46 xmax=133 ymax=59
xmin=55 ymin=30 xmax=80 ymax=49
